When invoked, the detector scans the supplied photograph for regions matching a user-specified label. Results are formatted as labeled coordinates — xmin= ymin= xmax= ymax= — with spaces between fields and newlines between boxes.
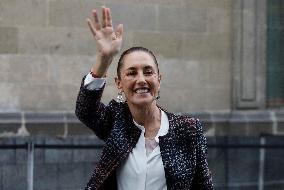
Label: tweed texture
xmin=75 ymin=79 xmax=213 ymax=190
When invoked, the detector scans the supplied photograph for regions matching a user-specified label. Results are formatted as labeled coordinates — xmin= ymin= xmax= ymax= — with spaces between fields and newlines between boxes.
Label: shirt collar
xmin=133 ymin=110 xmax=169 ymax=143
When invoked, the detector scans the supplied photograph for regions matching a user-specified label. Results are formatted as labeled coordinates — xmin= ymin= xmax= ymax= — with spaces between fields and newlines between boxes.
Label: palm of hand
xmin=87 ymin=7 xmax=123 ymax=58
xmin=95 ymin=27 xmax=122 ymax=57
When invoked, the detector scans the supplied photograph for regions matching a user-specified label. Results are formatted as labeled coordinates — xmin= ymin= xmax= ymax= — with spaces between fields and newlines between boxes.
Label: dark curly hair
xmin=117 ymin=47 xmax=159 ymax=79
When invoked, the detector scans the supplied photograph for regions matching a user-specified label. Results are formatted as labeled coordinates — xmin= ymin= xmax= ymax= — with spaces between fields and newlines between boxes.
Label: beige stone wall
xmin=0 ymin=0 xmax=232 ymax=113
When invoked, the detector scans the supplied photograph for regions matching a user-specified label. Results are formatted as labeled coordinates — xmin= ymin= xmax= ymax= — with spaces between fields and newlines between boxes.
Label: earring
xmin=155 ymin=91 xmax=160 ymax=100
xmin=116 ymin=91 xmax=125 ymax=103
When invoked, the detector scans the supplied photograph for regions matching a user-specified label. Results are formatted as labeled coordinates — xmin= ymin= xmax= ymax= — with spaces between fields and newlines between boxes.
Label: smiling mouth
xmin=134 ymin=88 xmax=150 ymax=94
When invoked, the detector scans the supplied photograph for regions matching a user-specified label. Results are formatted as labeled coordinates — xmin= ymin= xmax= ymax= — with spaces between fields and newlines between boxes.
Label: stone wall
xmin=1 ymin=136 xmax=284 ymax=190
xmin=0 ymin=0 xmax=232 ymax=113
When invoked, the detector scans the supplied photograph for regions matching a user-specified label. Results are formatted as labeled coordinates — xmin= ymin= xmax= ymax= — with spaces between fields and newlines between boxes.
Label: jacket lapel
xmin=159 ymin=112 xmax=197 ymax=189
xmin=86 ymin=102 xmax=141 ymax=190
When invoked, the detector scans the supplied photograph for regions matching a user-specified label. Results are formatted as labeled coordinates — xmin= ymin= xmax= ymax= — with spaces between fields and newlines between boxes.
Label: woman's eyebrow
xmin=126 ymin=67 xmax=136 ymax=70
xmin=144 ymin=66 xmax=154 ymax=70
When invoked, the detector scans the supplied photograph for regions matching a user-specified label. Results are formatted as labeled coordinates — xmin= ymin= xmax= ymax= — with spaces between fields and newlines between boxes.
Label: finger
xmin=92 ymin=10 xmax=101 ymax=30
xmin=106 ymin=8 xmax=112 ymax=27
xmin=101 ymin=6 xmax=107 ymax=28
xmin=115 ymin=24 xmax=123 ymax=39
xmin=87 ymin=18 xmax=97 ymax=37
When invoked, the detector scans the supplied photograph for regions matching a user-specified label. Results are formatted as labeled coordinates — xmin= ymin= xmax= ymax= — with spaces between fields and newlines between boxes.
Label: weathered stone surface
xmin=181 ymin=33 xmax=231 ymax=61
xmin=58 ymin=163 xmax=87 ymax=189
xmin=49 ymin=0 xmax=157 ymax=30
xmin=7 ymin=55 xmax=49 ymax=84
xmin=72 ymin=137 xmax=103 ymax=163
xmin=2 ymin=164 xmax=27 ymax=190
xmin=0 ymin=55 xmax=10 ymax=81
xmin=25 ymin=112 xmax=65 ymax=136
xmin=227 ymin=137 xmax=260 ymax=184
xmin=0 ymin=83 xmax=20 ymax=112
xmin=133 ymin=31 xmax=183 ymax=58
xmin=0 ymin=0 xmax=47 ymax=27
xmin=44 ymin=138 xmax=73 ymax=163
xmin=264 ymin=136 xmax=284 ymax=182
xmin=0 ymin=27 xmax=18 ymax=54
xmin=68 ymin=123 xmax=94 ymax=136
xmin=34 ymin=163 xmax=58 ymax=190
xmin=0 ymin=113 xmax=21 ymax=135
xmin=157 ymin=4 xmax=207 ymax=32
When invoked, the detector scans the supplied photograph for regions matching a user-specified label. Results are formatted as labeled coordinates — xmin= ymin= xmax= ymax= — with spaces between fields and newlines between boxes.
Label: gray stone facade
xmin=1 ymin=136 xmax=284 ymax=190
xmin=0 ymin=0 xmax=232 ymax=113
xmin=1 ymin=0 xmax=283 ymax=189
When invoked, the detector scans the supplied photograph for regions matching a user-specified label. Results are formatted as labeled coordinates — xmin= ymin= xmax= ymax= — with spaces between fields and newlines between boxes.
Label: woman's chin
xmin=129 ymin=96 xmax=155 ymax=106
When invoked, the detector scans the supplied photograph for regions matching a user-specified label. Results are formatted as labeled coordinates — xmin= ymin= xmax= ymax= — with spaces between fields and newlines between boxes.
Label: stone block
xmin=158 ymin=86 xmax=207 ymax=113
xmin=0 ymin=55 xmax=10 ymax=82
xmin=246 ymin=111 xmax=272 ymax=136
xmin=276 ymin=110 xmax=284 ymax=133
xmin=58 ymin=163 xmax=87 ymax=189
xmin=189 ymin=112 xmax=214 ymax=134
xmin=68 ymin=123 xmax=95 ymax=136
xmin=72 ymin=137 xmax=103 ymax=163
xmin=181 ymin=33 xmax=230 ymax=61
xmin=107 ymin=2 xmax=157 ymax=31
xmin=158 ymin=58 xmax=210 ymax=89
xmin=227 ymin=137 xmax=260 ymax=184
xmin=2 ymin=164 xmax=26 ymax=190
xmin=15 ymin=137 xmax=45 ymax=164
xmin=207 ymin=139 xmax=226 ymax=185
xmin=0 ymin=138 xmax=16 ymax=164
xmin=0 ymin=112 xmax=21 ymax=135
xmin=18 ymin=27 xmax=50 ymax=55
xmin=207 ymin=8 xmax=231 ymax=34
xmin=0 ymin=27 xmax=18 ymax=54
xmin=0 ymin=0 xmax=47 ymax=27
xmin=17 ymin=84 xmax=62 ymax=111
xmin=44 ymin=138 xmax=73 ymax=163
xmin=228 ymin=112 xmax=248 ymax=136
xmin=264 ymin=136 xmax=284 ymax=182
xmin=34 ymin=163 xmax=58 ymax=190
xmin=25 ymin=112 xmax=65 ymax=136
xmin=50 ymin=0 xmax=157 ymax=30
xmin=47 ymin=55 xmax=94 ymax=86
xmin=132 ymin=31 xmax=183 ymax=58
xmin=228 ymin=186 xmax=258 ymax=190
xmin=205 ymin=60 xmax=231 ymax=88
xmin=14 ymin=138 xmax=27 ymax=164
xmin=157 ymin=4 xmax=207 ymax=33
xmin=264 ymin=184 xmax=284 ymax=190
xmin=203 ymin=86 xmax=231 ymax=111
xmin=48 ymin=0 xmax=97 ymax=28
xmin=7 ymin=55 xmax=49 ymax=84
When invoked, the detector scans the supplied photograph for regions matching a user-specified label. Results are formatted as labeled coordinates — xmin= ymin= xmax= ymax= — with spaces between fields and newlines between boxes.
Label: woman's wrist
xmin=90 ymin=53 xmax=113 ymax=77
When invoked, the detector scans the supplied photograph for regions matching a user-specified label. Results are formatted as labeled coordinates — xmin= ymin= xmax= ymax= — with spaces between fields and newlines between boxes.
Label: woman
xmin=76 ymin=6 xmax=213 ymax=190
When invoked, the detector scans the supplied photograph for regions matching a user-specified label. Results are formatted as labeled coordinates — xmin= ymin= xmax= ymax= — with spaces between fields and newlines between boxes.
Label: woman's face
xmin=116 ymin=51 xmax=161 ymax=107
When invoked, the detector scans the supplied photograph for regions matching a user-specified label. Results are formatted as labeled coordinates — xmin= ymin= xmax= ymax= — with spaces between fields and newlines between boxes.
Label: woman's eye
xmin=145 ymin=70 xmax=153 ymax=75
xmin=127 ymin=71 xmax=136 ymax=76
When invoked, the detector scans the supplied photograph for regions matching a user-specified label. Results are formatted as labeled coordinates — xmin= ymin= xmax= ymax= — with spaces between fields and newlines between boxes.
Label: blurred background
xmin=0 ymin=0 xmax=283 ymax=189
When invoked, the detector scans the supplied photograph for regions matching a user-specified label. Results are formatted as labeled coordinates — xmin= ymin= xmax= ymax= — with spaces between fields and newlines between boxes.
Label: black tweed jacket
xmin=75 ymin=81 xmax=214 ymax=190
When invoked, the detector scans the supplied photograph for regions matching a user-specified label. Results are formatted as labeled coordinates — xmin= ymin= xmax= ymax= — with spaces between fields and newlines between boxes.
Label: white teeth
xmin=135 ymin=89 xmax=149 ymax=94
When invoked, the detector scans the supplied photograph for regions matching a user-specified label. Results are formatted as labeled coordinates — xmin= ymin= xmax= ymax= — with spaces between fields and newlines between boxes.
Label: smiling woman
xmin=75 ymin=6 xmax=213 ymax=190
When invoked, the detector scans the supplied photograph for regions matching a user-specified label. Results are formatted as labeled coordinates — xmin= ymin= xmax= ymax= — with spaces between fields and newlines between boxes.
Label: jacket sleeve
xmin=75 ymin=78 xmax=114 ymax=141
xmin=191 ymin=119 xmax=214 ymax=189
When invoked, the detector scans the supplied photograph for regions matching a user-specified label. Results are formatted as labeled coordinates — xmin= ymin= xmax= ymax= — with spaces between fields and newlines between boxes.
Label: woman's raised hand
xmin=87 ymin=7 xmax=123 ymax=58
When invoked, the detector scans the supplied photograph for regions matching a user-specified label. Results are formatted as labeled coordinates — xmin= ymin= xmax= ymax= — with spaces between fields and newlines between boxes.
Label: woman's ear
xmin=115 ymin=77 xmax=122 ymax=90
xmin=158 ymin=74 xmax=162 ymax=86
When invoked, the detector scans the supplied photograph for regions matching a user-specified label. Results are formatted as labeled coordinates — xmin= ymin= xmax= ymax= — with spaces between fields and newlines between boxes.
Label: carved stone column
xmin=232 ymin=0 xmax=267 ymax=109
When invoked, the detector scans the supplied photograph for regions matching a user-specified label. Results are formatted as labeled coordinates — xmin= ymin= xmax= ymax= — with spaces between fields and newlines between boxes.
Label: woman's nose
xmin=136 ymin=72 xmax=146 ymax=84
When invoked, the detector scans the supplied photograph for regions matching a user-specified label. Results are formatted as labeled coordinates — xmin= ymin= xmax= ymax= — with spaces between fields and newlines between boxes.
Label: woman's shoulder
xmin=166 ymin=111 xmax=199 ymax=128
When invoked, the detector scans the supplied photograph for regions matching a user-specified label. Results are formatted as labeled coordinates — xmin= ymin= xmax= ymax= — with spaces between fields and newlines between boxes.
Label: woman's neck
xmin=128 ymin=101 xmax=161 ymax=129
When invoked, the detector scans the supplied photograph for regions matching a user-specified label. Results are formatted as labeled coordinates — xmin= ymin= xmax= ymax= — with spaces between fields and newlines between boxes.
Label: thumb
xmin=115 ymin=24 xmax=123 ymax=39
